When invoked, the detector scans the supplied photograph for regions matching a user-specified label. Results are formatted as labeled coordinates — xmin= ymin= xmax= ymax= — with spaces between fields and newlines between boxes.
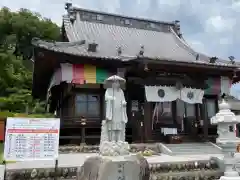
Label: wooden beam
xmin=202 ymin=100 xmax=208 ymax=140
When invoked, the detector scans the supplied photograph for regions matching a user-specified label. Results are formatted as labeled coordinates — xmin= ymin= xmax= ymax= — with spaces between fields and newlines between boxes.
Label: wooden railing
xmin=60 ymin=116 xmax=101 ymax=127
xmin=59 ymin=116 xmax=133 ymax=145
xmin=58 ymin=116 xmax=101 ymax=145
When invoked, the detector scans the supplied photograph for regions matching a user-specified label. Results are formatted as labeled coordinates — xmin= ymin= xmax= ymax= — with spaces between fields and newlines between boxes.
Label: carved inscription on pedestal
xmin=117 ymin=163 xmax=125 ymax=180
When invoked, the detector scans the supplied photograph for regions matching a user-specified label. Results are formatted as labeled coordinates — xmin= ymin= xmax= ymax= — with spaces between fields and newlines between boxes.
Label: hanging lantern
xmin=233 ymin=71 xmax=238 ymax=79
xmin=144 ymin=63 xmax=149 ymax=71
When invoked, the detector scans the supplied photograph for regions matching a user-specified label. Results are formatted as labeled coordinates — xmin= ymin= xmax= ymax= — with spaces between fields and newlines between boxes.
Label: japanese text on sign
xmin=4 ymin=117 xmax=60 ymax=161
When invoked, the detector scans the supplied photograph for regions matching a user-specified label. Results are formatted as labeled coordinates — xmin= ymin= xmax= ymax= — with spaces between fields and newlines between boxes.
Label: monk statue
xmin=105 ymin=75 xmax=128 ymax=142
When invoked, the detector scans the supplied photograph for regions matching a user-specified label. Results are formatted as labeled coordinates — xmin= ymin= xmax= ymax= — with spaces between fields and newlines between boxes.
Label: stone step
xmin=168 ymin=145 xmax=218 ymax=148
xmin=168 ymin=147 xmax=220 ymax=152
xmin=167 ymin=147 xmax=217 ymax=150
xmin=166 ymin=145 xmax=215 ymax=148
xmin=169 ymin=151 xmax=220 ymax=155
xmin=150 ymin=170 xmax=222 ymax=180
xmin=169 ymin=149 xmax=220 ymax=152
xmin=163 ymin=143 xmax=222 ymax=155
xmin=168 ymin=149 xmax=222 ymax=154
xmin=166 ymin=143 xmax=214 ymax=147
xmin=172 ymin=148 xmax=218 ymax=150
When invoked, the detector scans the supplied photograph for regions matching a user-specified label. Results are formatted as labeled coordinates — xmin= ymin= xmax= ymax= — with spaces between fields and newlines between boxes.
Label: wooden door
xmin=131 ymin=100 xmax=144 ymax=143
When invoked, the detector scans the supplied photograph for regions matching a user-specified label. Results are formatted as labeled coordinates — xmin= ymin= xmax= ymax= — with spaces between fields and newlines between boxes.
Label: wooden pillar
xmin=172 ymin=101 xmax=177 ymax=126
xmin=143 ymin=101 xmax=152 ymax=142
xmin=81 ymin=127 xmax=86 ymax=144
xmin=200 ymin=100 xmax=208 ymax=140
xmin=193 ymin=104 xmax=199 ymax=138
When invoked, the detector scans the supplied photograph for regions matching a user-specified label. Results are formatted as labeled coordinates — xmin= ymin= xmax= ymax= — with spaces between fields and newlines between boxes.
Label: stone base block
xmin=220 ymin=176 xmax=240 ymax=180
xmin=0 ymin=165 xmax=5 ymax=180
xmin=99 ymin=141 xmax=130 ymax=156
xmin=77 ymin=154 xmax=149 ymax=180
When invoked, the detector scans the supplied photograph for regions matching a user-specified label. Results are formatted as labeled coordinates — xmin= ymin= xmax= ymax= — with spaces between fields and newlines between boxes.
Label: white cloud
xmin=205 ymin=16 xmax=236 ymax=33
xmin=101 ymin=0 xmax=120 ymax=13
xmin=219 ymin=37 xmax=233 ymax=45
xmin=232 ymin=1 xmax=240 ymax=12
xmin=187 ymin=40 xmax=207 ymax=55
xmin=0 ymin=0 xmax=239 ymax=60
xmin=157 ymin=0 xmax=181 ymax=7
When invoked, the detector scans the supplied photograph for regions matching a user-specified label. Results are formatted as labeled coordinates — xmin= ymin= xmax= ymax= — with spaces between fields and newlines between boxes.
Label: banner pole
xmin=3 ymin=160 xmax=6 ymax=180
xmin=54 ymin=159 xmax=58 ymax=180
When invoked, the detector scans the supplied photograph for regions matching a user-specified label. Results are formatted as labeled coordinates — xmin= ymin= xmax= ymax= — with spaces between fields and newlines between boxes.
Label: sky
xmin=1 ymin=0 xmax=240 ymax=96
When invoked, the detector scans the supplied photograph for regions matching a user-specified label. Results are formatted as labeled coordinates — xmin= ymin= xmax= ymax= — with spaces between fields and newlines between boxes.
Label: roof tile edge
xmin=64 ymin=2 xmax=176 ymax=26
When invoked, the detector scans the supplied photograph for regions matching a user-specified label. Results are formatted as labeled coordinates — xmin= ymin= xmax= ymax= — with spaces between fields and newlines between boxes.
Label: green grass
xmin=0 ymin=143 xmax=16 ymax=164
xmin=0 ymin=111 xmax=54 ymax=118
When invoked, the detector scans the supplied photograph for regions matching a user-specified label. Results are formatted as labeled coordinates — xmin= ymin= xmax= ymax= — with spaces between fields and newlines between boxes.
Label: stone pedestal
xmin=220 ymin=143 xmax=240 ymax=180
xmin=77 ymin=154 xmax=149 ymax=180
xmin=99 ymin=141 xmax=130 ymax=156
xmin=220 ymin=176 xmax=240 ymax=180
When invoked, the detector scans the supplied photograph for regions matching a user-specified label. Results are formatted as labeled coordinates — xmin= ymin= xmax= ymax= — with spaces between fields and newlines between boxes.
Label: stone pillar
xmin=211 ymin=99 xmax=240 ymax=180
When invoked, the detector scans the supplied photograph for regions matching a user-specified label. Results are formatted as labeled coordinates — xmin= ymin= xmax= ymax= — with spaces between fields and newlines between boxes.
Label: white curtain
xmin=145 ymin=86 xmax=179 ymax=102
xmin=161 ymin=128 xmax=178 ymax=135
xmin=61 ymin=63 xmax=73 ymax=83
xmin=180 ymin=87 xmax=204 ymax=104
xmin=145 ymin=86 xmax=204 ymax=104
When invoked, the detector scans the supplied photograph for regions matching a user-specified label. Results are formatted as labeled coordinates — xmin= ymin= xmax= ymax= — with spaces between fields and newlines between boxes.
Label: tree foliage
xmin=0 ymin=7 xmax=60 ymax=115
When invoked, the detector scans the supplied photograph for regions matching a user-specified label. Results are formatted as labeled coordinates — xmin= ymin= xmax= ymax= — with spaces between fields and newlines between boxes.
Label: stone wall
xmin=5 ymin=166 xmax=79 ymax=180
xmin=4 ymin=159 xmax=222 ymax=180
xmin=149 ymin=160 xmax=222 ymax=180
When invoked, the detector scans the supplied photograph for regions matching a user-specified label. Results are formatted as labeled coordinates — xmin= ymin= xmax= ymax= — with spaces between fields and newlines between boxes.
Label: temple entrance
xmin=124 ymin=68 xmax=220 ymax=144
xmin=151 ymin=102 xmax=177 ymax=142
xmin=150 ymin=100 xmax=204 ymax=143
xmin=126 ymin=77 xmax=208 ymax=143
xmin=144 ymin=85 xmax=205 ymax=143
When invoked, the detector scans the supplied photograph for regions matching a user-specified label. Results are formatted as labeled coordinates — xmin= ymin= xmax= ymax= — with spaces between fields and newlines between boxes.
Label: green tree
xmin=0 ymin=7 xmax=60 ymax=114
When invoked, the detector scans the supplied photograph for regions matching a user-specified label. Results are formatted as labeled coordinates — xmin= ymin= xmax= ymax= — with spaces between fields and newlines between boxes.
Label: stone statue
xmin=77 ymin=78 xmax=148 ymax=180
xmin=105 ymin=76 xmax=128 ymax=142
xmin=99 ymin=75 xmax=129 ymax=156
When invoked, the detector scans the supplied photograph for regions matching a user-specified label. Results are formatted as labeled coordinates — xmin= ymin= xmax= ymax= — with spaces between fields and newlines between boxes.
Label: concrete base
xmin=220 ymin=177 xmax=240 ymax=180
xmin=220 ymin=171 xmax=240 ymax=180
xmin=77 ymin=154 xmax=149 ymax=180
xmin=224 ymin=171 xmax=239 ymax=177
xmin=0 ymin=165 xmax=5 ymax=180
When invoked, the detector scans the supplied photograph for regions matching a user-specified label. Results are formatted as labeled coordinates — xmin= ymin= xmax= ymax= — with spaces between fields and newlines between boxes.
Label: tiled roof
xmin=32 ymin=6 xmax=239 ymax=68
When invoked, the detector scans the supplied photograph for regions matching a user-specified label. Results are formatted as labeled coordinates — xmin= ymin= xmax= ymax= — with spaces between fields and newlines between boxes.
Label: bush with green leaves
xmin=0 ymin=7 xmax=60 ymax=114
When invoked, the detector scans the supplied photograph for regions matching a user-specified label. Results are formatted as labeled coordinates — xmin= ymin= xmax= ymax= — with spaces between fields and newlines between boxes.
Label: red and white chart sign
xmin=4 ymin=117 xmax=60 ymax=161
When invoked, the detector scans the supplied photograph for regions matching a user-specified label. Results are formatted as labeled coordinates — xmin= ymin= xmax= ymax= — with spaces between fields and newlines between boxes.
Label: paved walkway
xmin=6 ymin=153 xmax=224 ymax=170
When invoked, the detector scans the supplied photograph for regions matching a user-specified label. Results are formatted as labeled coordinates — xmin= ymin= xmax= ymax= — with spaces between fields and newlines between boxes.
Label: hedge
xmin=0 ymin=111 xmax=54 ymax=120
